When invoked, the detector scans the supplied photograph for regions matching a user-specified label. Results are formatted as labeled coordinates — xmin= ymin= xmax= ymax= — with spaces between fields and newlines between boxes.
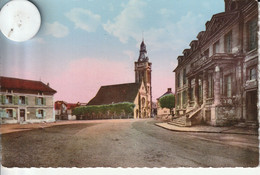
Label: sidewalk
xmin=155 ymin=122 xmax=259 ymax=135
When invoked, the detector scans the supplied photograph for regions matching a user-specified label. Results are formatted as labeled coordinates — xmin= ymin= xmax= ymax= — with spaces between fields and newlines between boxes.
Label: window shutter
xmin=36 ymin=110 xmax=39 ymax=118
xmin=35 ymin=97 xmax=38 ymax=105
xmin=43 ymin=110 xmax=46 ymax=118
xmin=43 ymin=98 xmax=46 ymax=105
xmin=25 ymin=97 xmax=28 ymax=105
xmin=0 ymin=109 xmax=3 ymax=118
xmin=0 ymin=95 xmax=2 ymax=105
xmin=14 ymin=96 xmax=19 ymax=105
xmin=3 ymin=110 xmax=7 ymax=118
xmin=2 ymin=96 xmax=6 ymax=104
xmin=13 ymin=109 xmax=16 ymax=118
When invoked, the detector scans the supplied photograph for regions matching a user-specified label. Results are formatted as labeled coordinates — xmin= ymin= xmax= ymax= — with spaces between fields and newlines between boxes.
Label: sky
xmin=0 ymin=0 xmax=224 ymax=103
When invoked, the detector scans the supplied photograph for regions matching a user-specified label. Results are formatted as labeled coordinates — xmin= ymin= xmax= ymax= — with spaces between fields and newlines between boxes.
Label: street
xmin=1 ymin=119 xmax=259 ymax=167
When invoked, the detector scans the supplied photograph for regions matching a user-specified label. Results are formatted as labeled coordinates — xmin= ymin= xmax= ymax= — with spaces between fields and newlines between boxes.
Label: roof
xmin=87 ymin=83 xmax=141 ymax=106
xmin=0 ymin=76 xmax=56 ymax=95
xmin=157 ymin=89 xmax=174 ymax=100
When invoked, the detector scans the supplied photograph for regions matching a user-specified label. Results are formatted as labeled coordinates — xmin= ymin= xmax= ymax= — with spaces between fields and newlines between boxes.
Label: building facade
xmin=0 ymin=77 xmax=57 ymax=124
xmin=173 ymin=0 xmax=258 ymax=127
xmin=157 ymin=88 xmax=174 ymax=118
xmin=55 ymin=101 xmax=79 ymax=120
xmin=86 ymin=40 xmax=152 ymax=119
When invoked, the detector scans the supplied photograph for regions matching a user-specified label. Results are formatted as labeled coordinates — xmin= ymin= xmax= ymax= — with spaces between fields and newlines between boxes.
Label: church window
xmin=225 ymin=31 xmax=232 ymax=53
xmin=142 ymin=97 xmax=145 ymax=106
xmin=248 ymin=18 xmax=258 ymax=51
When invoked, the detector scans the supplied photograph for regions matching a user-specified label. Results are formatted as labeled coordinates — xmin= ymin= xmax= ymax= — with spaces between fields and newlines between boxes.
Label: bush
xmin=72 ymin=102 xmax=135 ymax=119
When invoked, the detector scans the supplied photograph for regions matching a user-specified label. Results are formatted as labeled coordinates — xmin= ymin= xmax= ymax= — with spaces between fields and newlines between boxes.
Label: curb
xmin=155 ymin=123 xmax=258 ymax=136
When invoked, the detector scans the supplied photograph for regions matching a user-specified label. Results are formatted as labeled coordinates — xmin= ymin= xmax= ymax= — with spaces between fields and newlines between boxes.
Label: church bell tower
xmin=135 ymin=40 xmax=152 ymax=116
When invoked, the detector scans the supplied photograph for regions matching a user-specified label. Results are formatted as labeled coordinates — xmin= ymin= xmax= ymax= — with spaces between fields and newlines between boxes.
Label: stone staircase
xmin=168 ymin=115 xmax=190 ymax=127
xmin=168 ymin=106 xmax=203 ymax=127
xmin=187 ymin=106 xmax=203 ymax=119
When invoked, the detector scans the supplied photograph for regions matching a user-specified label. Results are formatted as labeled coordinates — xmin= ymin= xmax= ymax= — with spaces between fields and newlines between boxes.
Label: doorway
xmin=20 ymin=109 xmax=26 ymax=122
xmin=246 ymin=90 xmax=258 ymax=121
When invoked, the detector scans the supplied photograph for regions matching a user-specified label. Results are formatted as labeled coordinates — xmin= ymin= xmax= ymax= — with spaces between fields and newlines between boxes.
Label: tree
xmin=159 ymin=94 xmax=175 ymax=115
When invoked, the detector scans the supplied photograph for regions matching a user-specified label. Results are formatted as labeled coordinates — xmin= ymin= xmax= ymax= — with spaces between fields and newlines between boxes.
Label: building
xmin=0 ymin=76 xmax=57 ymax=124
xmin=156 ymin=88 xmax=174 ymax=118
xmin=55 ymin=101 xmax=82 ymax=120
xmin=87 ymin=40 xmax=152 ymax=119
xmin=173 ymin=0 xmax=258 ymax=127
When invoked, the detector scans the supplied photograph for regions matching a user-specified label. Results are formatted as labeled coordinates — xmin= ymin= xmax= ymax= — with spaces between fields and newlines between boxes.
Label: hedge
xmin=72 ymin=102 xmax=135 ymax=120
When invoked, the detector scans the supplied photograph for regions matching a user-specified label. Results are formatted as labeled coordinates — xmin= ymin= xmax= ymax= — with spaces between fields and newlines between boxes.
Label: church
xmin=87 ymin=40 xmax=152 ymax=119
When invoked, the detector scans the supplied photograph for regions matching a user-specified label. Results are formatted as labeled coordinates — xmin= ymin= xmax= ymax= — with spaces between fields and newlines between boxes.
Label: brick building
xmin=173 ymin=0 xmax=258 ymax=127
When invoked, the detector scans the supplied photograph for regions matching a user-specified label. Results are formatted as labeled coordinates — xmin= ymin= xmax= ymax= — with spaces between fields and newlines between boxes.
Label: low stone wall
xmin=213 ymin=105 xmax=241 ymax=126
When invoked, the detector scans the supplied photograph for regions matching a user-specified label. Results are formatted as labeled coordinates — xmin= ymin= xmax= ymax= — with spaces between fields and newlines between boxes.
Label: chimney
xmin=47 ymin=82 xmax=49 ymax=86
xmin=167 ymin=88 xmax=172 ymax=92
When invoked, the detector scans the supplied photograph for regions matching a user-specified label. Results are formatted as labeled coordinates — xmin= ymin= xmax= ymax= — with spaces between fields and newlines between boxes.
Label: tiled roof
xmin=55 ymin=101 xmax=78 ymax=110
xmin=0 ymin=76 xmax=56 ymax=94
xmin=87 ymin=83 xmax=141 ymax=106
xmin=157 ymin=89 xmax=174 ymax=100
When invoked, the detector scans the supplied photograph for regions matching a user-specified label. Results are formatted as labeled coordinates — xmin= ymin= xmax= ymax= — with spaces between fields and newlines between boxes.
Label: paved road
xmin=1 ymin=119 xmax=259 ymax=167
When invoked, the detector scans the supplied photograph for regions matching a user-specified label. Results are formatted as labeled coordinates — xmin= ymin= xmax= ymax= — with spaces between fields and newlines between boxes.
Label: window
xmin=177 ymin=93 xmax=181 ymax=107
xmin=183 ymin=68 xmax=186 ymax=85
xmin=182 ymin=91 xmax=187 ymax=108
xmin=225 ymin=75 xmax=232 ymax=97
xmin=6 ymin=109 xmax=13 ymax=118
xmin=190 ymin=87 xmax=194 ymax=101
xmin=208 ymin=74 xmax=214 ymax=98
xmin=19 ymin=96 xmax=26 ymax=105
xmin=6 ymin=95 xmax=13 ymax=104
xmin=225 ymin=31 xmax=232 ymax=53
xmin=213 ymin=41 xmax=220 ymax=54
xmin=36 ymin=97 xmax=45 ymax=105
xmin=142 ymin=97 xmax=145 ymax=106
xmin=204 ymin=49 xmax=209 ymax=58
xmin=248 ymin=18 xmax=258 ymax=51
xmin=36 ymin=109 xmax=45 ymax=118
xmin=249 ymin=67 xmax=257 ymax=80
xmin=177 ymin=73 xmax=180 ymax=88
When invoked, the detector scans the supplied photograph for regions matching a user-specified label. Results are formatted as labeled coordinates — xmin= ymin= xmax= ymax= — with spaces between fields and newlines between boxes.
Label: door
xmin=20 ymin=109 xmax=26 ymax=122
xmin=246 ymin=90 xmax=257 ymax=121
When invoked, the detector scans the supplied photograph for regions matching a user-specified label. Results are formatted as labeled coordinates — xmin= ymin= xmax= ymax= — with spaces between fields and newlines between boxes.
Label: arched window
xmin=142 ymin=97 xmax=145 ymax=106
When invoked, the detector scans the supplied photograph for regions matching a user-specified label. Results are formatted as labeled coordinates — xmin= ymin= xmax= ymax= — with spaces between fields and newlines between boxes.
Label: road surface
xmin=1 ymin=119 xmax=259 ymax=167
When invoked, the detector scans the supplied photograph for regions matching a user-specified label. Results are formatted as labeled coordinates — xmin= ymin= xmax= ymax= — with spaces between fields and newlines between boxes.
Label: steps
xmin=187 ymin=106 xmax=203 ymax=119
xmin=168 ymin=115 xmax=191 ymax=127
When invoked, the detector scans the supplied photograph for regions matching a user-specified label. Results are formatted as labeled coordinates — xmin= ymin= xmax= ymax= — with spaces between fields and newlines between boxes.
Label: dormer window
xmin=230 ymin=2 xmax=237 ymax=11
xmin=225 ymin=31 xmax=232 ymax=53
xmin=213 ymin=41 xmax=220 ymax=54
xmin=204 ymin=49 xmax=209 ymax=58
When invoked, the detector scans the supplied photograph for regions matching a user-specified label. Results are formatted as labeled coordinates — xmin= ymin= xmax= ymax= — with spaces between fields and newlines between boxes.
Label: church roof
xmin=87 ymin=83 xmax=141 ymax=106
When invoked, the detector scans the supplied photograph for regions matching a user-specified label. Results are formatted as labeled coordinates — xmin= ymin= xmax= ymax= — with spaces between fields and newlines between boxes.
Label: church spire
xmin=138 ymin=40 xmax=149 ymax=62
